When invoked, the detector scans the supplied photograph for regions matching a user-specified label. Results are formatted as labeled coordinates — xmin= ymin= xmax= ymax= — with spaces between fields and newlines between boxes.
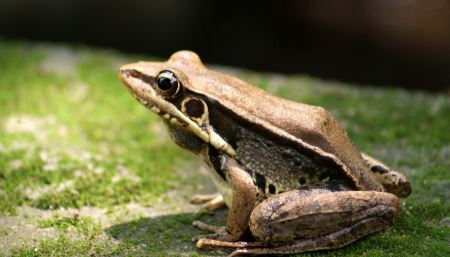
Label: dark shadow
xmin=105 ymin=209 xmax=229 ymax=256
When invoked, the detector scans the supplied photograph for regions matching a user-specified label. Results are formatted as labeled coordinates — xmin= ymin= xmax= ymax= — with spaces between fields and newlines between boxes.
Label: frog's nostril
xmin=121 ymin=69 xmax=139 ymax=78
xmin=120 ymin=69 xmax=129 ymax=77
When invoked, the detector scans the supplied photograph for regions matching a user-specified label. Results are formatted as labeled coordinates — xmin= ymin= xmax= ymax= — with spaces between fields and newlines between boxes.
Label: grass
xmin=0 ymin=39 xmax=449 ymax=257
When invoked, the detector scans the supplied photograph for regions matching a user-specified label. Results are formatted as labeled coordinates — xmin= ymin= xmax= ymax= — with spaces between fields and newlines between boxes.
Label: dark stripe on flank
xmin=268 ymin=184 xmax=276 ymax=194
xmin=254 ymin=172 xmax=266 ymax=192
xmin=208 ymin=146 xmax=226 ymax=180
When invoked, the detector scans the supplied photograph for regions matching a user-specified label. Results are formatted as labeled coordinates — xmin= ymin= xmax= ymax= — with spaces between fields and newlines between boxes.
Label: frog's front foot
xmin=192 ymin=220 xmax=236 ymax=246
xmin=193 ymin=220 xmax=224 ymax=233
xmin=190 ymin=193 xmax=226 ymax=211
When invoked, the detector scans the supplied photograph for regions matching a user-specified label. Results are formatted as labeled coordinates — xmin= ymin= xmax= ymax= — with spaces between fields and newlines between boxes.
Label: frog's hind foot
xmin=196 ymin=238 xmax=265 ymax=249
xmin=190 ymin=193 xmax=226 ymax=211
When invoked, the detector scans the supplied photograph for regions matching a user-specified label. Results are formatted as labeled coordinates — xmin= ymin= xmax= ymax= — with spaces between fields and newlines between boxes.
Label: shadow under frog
xmin=104 ymin=206 xmax=403 ymax=256
xmin=105 ymin=210 xmax=228 ymax=256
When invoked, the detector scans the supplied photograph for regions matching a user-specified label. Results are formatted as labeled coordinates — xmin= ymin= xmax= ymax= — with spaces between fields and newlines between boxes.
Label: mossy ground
xmin=0 ymin=40 xmax=448 ymax=257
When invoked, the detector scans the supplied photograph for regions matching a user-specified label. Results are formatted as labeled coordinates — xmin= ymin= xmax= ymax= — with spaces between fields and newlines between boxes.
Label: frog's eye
xmin=155 ymin=70 xmax=181 ymax=97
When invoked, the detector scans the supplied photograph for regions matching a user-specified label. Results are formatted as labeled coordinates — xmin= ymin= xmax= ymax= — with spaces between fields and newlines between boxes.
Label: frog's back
xmin=185 ymin=68 xmax=383 ymax=192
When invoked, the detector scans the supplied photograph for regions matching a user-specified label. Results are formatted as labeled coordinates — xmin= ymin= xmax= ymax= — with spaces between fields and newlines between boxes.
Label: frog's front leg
xmin=200 ymin=189 xmax=400 ymax=256
xmin=194 ymin=156 xmax=262 ymax=244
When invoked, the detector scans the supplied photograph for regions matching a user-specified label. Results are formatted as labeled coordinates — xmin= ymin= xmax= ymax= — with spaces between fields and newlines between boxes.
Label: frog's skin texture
xmin=119 ymin=51 xmax=411 ymax=256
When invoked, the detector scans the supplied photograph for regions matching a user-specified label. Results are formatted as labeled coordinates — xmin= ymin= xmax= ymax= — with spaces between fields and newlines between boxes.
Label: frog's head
xmin=119 ymin=50 xmax=235 ymax=156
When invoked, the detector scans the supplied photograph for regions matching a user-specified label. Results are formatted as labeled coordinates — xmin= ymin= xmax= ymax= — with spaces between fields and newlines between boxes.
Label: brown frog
xmin=119 ymin=51 xmax=411 ymax=256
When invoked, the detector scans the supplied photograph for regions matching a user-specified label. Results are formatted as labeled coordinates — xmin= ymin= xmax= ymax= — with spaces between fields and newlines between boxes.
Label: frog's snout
xmin=118 ymin=69 xmax=132 ymax=91
xmin=119 ymin=68 xmax=139 ymax=80
xmin=119 ymin=68 xmax=131 ymax=78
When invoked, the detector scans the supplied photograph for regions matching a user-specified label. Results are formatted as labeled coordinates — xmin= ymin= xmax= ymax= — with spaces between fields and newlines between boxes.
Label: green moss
xmin=1 ymin=39 xmax=449 ymax=256
xmin=38 ymin=215 xmax=101 ymax=235
xmin=11 ymin=234 xmax=128 ymax=257
xmin=0 ymin=41 xmax=188 ymax=214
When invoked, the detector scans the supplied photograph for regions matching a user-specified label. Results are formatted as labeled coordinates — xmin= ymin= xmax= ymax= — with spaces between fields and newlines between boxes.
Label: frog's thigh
xmin=361 ymin=153 xmax=411 ymax=197
xmin=247 ymin=190 xmax=399 ymax=254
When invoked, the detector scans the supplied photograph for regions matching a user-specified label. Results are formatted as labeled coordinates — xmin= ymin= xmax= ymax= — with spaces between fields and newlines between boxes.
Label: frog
xmin=118 ymin=51 xmax=411 ymax=256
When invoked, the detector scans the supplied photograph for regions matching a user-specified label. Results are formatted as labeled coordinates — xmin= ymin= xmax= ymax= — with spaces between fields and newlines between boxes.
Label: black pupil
xmin=157 ymin=76 xmax=174 ymax=91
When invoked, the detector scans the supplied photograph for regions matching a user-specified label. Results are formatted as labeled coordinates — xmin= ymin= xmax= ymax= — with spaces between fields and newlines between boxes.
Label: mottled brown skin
xmin=361 ymin=153 xmax=411 ymax=198
xmin=119 ymin=51 xmax=411 ymax=256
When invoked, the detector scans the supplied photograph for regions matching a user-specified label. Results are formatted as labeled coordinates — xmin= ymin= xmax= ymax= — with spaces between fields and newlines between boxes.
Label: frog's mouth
xmin=119 ymin=67 xmax=236 ymax=157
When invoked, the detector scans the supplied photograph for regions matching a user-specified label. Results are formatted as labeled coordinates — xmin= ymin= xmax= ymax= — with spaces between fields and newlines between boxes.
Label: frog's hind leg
xmin=198 ymin=213 xmax=392 ymax=257
xmin=227 ymin=214 xmax=394 ymax=256
xmin=197 ymin=190 xmax=400 ymax=256
xmin=361 ymin=153 xmax=411 ymax=197
xmin=220 ymin=190 xmax=399 ymax=256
